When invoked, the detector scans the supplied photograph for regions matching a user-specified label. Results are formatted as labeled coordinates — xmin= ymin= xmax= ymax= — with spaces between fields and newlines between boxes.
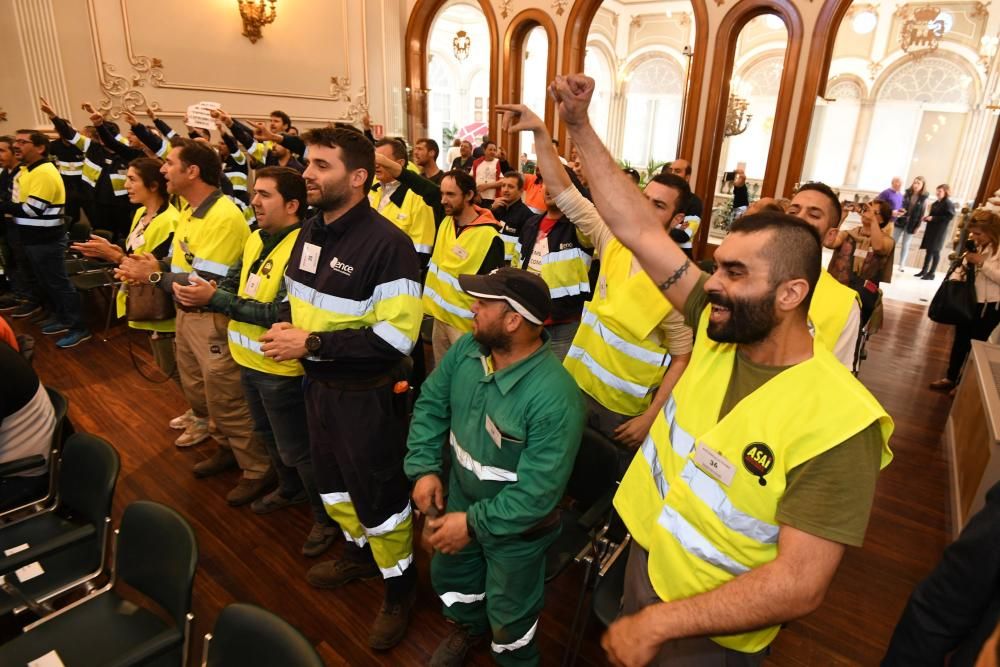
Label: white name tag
xmin=694 ymin=442 xmax=736 ymax=487
xmin=452 ymin=244 xmax=469 ymax=261
xmin=527 ymin=236 xmax=548 ymax=275
xmin=598 ymin=275 xmax=608 ymax=300
xmin=244 ymin=273 xmax=262 ymax=297
xmin=853 ymin=249 xmax=870 ymax=260
xmin=300 ymin=242 xmax=321 ymax=273
xmin=485 ymin=414 xmax=502 ymax=449
xmin=28 ymin=651 xmax=66 ymax=667
xmin=4 ymin=543 xmax=45 ymax=582
xmin=397 ymin=213 xmax=408 ymax=221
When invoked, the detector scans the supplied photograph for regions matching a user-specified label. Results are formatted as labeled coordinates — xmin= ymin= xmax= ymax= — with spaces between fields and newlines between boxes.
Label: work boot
xmin=169 ymin=409 xmax=194 ymax=430
xmin=306 ymin=554 xmax=379 ymax=589
xmin=192 ymin=448 xmax=238 ymax=478
xmin=175 ymin=417 xmax=210 ymax=447
xmin=250 ymin=488 xmax=307 ymax=515
xmin=302 ymin=522 xmax=339 ymax=558
xmin=369 ymin=585 xmax=417 ymax=651
xmin=226 ymin=472 xmax=276 ymax=507
xmin=429 ymin=623 xmax=488 ymax=667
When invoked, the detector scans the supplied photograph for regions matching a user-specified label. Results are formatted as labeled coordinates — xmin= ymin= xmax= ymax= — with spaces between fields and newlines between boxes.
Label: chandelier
xmin=453 ymin=30 xmax=471 ymax=61
xmin=238 ymin=0 xmax=277 ymax=44
xmin=899 ymin=5 xmax=946 ymax=54
xmin=724 ymin=93 xmax=751 ymax=137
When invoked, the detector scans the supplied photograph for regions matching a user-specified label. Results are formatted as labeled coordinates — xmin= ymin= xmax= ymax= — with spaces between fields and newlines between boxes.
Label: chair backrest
xmin=564 ymin=427 xmax=626 ymax=512
xmin=117 ymin=500 xmax=198 ymax=628
xmin=45 ymin=386 xmax=70 ymax=449
xmin=206 ymin=603 xmax=324 ymax=667
xmin=58 ymin=432 xmax=119 ymax=528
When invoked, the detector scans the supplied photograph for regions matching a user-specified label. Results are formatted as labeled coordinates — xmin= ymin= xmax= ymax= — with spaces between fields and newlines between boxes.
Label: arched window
xmin=621 ymin=56 xmax=684 ymax=168
xmin=802 ymin=78 xmax=864 ymax=186
xmin=723 ymin=53 xmax=784 ymax=180
xmin=584 ymin=44 xmax=614 ymax=143
xmin=519 ymin=26 xmax=549 ymax=158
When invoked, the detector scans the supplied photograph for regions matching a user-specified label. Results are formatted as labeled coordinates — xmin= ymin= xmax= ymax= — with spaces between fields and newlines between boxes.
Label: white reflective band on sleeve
xmin=14 ymin=217 xmax=63 ymax=228
xmin=440 ymin=591 xmax=487 ymax=607
xmin=373 ymin=321 xmax=417 ymax=355
xmin=581 ymin=310 xmax=670 ymax=367
xmin=320 ymin=491 xmax=352 ymax=505
xmin=70 ymin=132 xmax=92 ymax=152
xmin=679 ymin=460 xmax=779 ymax=544
xmin=156 ymin=143 xmax=169 ymax=158
xmin=191 ymin=257 xmax=231 ymax=276
xmin=342 ymin=530 xmax=368 ymax=547
xmin=450 ymin=432 xmax=517 ymax=482
xmin=549 ymin=282 xmax=591 ymax=298
xmin=373 ymin=277 xmax=423 ymax=302
xmin=364 ymin=503 xmax=412 ymax=537
xmin=414 ymin=242 xmax=432 ymax=254
xmin=491 ymin=620 xmax=538 ymax=653
xmin=423 ymin=285 xmax=473 ymax=319
xmin=641 ymin=435 xmax=670 ymax=499
xmin=657 ymin=504 xmax=750 ymax=577
xmin=564 ymin=346 xmax=650 ymax=399
xmin=542 ymin=247 xmax=592 ymax=268
xmin=663 ymin=398 xmax=696 ymax=457
xmin=379 ymin=554 xmax=414 ymax=579
xmin=227 ymin=329 xmax=263 ymax=354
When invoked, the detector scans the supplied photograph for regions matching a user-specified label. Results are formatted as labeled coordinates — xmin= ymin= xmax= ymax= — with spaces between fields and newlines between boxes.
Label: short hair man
xmin=371 ymin=138 xmax=437 ymax=267
xmin=406 ymin=267 xmax=585 ymax=666
xmin=0 ymin=130 xmax=90 ymax=348
xmin=492 ymin=170 xmax=535 ymax=265
xmin=663 ymin=158 xmax=703 ymax=254
xmin=451 ymin=140 xmax=475 ymax=174
xmin=554 ymin=72 xmax=892 ymax=667
xmin=471 ymin=140 xmax=510 ymax=205
xmin=0 ymin=135 xmax=31 ymax=311
xmin=786 ymin=181 xmax=864 ymax=367
xmin=413 ymin=138 xmax=444 ymax=184
xmin=423 ymin=169 xmax=506 ymax=362
xmin=170 ymin=166 xmax=338 ymax=557
xmin=117 ymin=139 xmax=273 ymax=502
xmin=260 ymin=127 xmax=423 ymax=650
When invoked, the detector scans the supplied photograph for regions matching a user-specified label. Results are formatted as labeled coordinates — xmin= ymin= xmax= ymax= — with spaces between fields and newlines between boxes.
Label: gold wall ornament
xmin=899 ymin=5 xmax=947 ymax=54
xmin=868 ymin=60 xmax=884 ymax=80
xmin=552 ymin=0 xmax=569 ymax=15
xmin=238 ymin=0 xmax=278 ymax=44
xmin=497 ymin=0 xmax=513 ymax=19
xmin=329 ymin=76 xmax=352 ymax=100
xmin=97 ymin=60 xmax=163 ymax=117
xmin=453 ymin=30 xmax=471 ymax=61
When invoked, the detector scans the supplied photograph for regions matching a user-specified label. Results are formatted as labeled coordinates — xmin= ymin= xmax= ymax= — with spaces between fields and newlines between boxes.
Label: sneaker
xmin=306 ymin=556 xmax=379 ymax=590
xmin=192 ymin=448 xmax=238 ymax=478
xmin=11 ymin=303 xmax=41 ymax=319
xmin=226 ymin=473 xmax=276 ymax=507
xmin=175 ymin=418 xmax=210 ymax=448
xmin=250 ymin=488 xmax=307 ymax=515
xmin=921 ymin=274 xmax=935 ymax=281
xmin=56 ymin=330 xmax=92 ymax=349
xmin=429 ymin=624 xmax=488 ymax=667
xmin=369 ymin=586 xmax=417 ymax=651
xmin=302 ymin=522 xmax=340 ymax=558
xmin=169 ymin=409 xmax=195 ymax=430
xmin=41 ymin=322 xmax=70 ymax=335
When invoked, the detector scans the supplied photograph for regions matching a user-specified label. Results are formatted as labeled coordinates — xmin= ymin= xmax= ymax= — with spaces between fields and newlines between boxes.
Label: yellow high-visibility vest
xmin=423 ymin=216 xmax=500 ymax=333
xmin=117 ymin=204 xmax=180 ymax=333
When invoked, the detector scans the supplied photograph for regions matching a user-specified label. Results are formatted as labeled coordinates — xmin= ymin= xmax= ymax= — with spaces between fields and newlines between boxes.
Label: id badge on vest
xmin=527 ymin=237 xmax=549 ymax=275
xmin=244 ymin=273 xmax=262 ymax=297
xmin=300 ymin=242 xmax=321 ymax=273
xmin=694 ymin=442 xmax=736 ymax=487
xmin=452 ymin=244 xmax=469 ymax=261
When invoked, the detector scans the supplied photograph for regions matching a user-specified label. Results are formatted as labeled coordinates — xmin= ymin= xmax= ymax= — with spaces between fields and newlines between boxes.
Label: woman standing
xmin=895 ymin=176 xmax=928 ymax=272
xmin=828 ymin=198 xmax=896 ymax=286
xmin=916 ymin=184 xmax=956 ymax=279
xmin=70 ymin=157 xmax=179 ymax=377
xmin=930 ymin=209 xmax=1000 ymax=391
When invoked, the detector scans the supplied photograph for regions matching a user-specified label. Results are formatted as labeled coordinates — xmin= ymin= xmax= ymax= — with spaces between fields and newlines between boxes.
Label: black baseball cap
xmin=458 ymin=267 xmax=551 ymax=325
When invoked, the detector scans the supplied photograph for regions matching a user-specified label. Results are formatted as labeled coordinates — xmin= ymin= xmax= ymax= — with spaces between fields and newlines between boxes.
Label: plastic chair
xmin=0 ymin=432 xmax=119 ymax=618
xmin=201 ymin=603 xmax=324 ymax=667
xmin=0 ymin=500 xmax=198 ymax=667
xmin=0 ymin=386 xmax=71 ymax=520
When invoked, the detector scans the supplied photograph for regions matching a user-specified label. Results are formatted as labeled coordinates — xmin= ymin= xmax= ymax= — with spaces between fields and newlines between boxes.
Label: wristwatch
xmin=305 ymin=333 xmax=323 ymax=355
xmin=148 ymin=271 xmax=162 ymax=285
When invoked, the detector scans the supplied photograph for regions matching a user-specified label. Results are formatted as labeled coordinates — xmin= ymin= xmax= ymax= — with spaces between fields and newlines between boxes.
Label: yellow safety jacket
xmin=423 ymin=211 xmax=500 ymax=333
xmin=614 ymin=308 xmax=893 ymax=653
xmin=564 ymin=239 xmax=673 ymax=416
xmin=369 ymin=181 xmax=436 ymax=256
xmin=810 ymin=270 xmax=860 ymax=352
xmin=227 ymin=229 xmax=303 ymax=376
xmin=13 ymin=161 xmax=65 ymax=229
xmin=118 ymin=204 xmax=180 ymax=333
xmin=170 ymin=191 xmax=249 ymax=279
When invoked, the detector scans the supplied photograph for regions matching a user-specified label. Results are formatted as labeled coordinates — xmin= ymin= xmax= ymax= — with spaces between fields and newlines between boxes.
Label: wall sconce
xmin=724 ymin=94 xmax=752 ymax=137
xmin=453 ymin=30 xmax=471 ymax=61
xmin=238 ymin=0 xmax=277 ymax=44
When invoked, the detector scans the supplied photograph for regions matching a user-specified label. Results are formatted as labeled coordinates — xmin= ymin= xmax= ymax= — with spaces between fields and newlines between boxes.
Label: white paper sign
xmin=28 ymin=650 xmax=67 ymax=667
xmin=4 ymin=543 xmax=45 ymax=582
xmin=186 ymin=101 xmax=222 ymax=130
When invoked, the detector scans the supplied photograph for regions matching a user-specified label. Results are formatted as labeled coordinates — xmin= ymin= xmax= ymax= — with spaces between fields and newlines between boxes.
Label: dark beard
xmin=309 ymin=183 xmax=348 ymax=212
xmin=706 ymin=288 xmax=779 ymax=344
xmin=473 ymin=325 xmax=512 ymax=354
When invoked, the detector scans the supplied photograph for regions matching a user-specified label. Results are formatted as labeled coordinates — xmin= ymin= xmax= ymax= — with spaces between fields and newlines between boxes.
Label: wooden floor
xmin=6 ymin=295 xmax=955 ymax=666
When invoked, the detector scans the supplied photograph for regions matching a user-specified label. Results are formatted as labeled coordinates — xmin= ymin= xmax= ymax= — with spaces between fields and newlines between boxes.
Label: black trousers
xmin=947 ymin=302 xmax=1000 ymax=381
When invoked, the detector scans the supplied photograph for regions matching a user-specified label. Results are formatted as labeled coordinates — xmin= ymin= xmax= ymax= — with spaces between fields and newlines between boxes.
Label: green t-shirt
xmin=683 ymin=274 xmax=882 ymax=547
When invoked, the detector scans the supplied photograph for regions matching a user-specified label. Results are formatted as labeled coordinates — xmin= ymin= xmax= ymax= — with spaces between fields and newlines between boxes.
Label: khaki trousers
xmin=431 ymin=318 xmax=465 ymax=366
xmin=175 ymin=309 xmax=270 ymax=479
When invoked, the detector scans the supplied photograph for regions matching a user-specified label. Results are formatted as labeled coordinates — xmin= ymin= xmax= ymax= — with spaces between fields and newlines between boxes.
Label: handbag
xmin=928 ymin=261 xmax=977 ymax=326
xmin=125 ymin=282 xmax=175 ymax=322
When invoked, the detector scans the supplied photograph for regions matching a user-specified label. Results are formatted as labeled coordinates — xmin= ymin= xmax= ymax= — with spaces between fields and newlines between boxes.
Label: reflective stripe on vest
xmin=59 ymin=161 xmax=83 ymax=176
xmin=82 ymin=157 xmax=102 ymax=187
xmin=371 ymin=186 xmax=436 ymax=256
xmin=614 ymin=306 xmax=893 ymax=653
xmin=500 ymin=232 xmax=522 ymax=266
xmin=110 ymin=172 xmax=128 ymax=197
xmin=226 ymin=171 xmax=248 ymax=192
xmin=228 ymin=229 xmax=303 ymax=376
xmin=422 ymin=218 xmax=498 ymax=332
xmin=450 ymin=431 xmax=517 ymax=482
xmin=539 ymin=247 xmax=591 ymax=299
xmin=14 ymin=216 xmax=63 ymax=227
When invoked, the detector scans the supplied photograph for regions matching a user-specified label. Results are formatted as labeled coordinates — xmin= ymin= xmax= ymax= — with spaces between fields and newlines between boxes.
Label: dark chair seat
xmin=204 ymin=603 xmax=323 ymax=667
xmin=0 ymin=592 xmax=180 ymax=666
xmin=592 ymin=548 xmax=628 ymax=627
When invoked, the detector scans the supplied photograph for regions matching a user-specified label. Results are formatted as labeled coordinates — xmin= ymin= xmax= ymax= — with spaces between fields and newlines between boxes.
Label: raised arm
xmin=496 ymin=103 xmax=570 ymax=197
xmin=552 ymin=74 xmax=700 ymax=310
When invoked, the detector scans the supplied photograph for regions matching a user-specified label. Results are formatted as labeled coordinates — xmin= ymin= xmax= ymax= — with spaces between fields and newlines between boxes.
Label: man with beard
xmin=405 ymin=267 xmax=584 ymax=666
xmin=413 ymin=138 xmax=445 ymax=185
xmin=259 ymin=127 xmax=422 ymax=650
xmin=553 ymin=73 xmax=894 ymax=667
